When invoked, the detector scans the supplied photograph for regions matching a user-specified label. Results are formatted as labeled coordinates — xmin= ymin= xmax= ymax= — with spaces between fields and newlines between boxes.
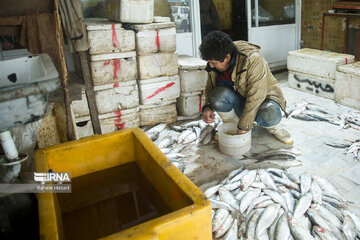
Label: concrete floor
xmin=179 ymin=70 xmax=360 ymax=215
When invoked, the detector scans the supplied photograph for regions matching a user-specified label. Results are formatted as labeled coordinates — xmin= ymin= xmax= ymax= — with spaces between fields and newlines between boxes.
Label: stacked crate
xmin=335 ymin=61 xmax=360 ymax=110
xmin=134 ymin=21 xmax=180 ymax=126
xmin=177 ymin=55 xmax=208 ymax=118
xmin=287 ymin=48 xmax=355 ymax=99
xmin=71 ymin=18 xmax=140 ymax=139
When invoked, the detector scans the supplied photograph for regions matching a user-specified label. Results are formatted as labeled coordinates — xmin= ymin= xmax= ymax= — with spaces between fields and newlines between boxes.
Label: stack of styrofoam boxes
xmin=177 ymin=55 xmax=208 ymax=118
xmin=71 ymin=18 xmax=140 ymax=139
xmin=134 ymin=21 xmax=180 ymax=126
xmin=287 ymin=48 xmax=355 ymax=99
xmin=335 ymin=61 xmax=360 ymax=110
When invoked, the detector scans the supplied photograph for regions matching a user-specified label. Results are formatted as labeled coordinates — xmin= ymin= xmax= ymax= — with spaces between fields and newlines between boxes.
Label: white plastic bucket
xmin=218 ymin=123 xmax=251 ymax=157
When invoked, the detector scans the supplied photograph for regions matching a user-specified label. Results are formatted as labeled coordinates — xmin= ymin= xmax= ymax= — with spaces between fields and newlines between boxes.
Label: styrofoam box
xmin=178 ymin=55 xmax=208 ymax=93
xmin=74 ymin=107 xmax=140 ymax=139
xmin=288 ymin=71 xmax=335 ymax=99
xmin=138 ymin=75 xmax=180 ymax=105
xmin=90 ymin=51 xmax=137 ymax=86
xmin=137 ymin=52 xmax=178 ymax=80
xmin=287 ymin=48 xmax=355 ymax=79
xmin=104 ymin=0 xmax=153 ymax=24
xmin=140 ymin=100 xmax=177 ymax=126
xmin=135 ymin=22 xmax=176 ymax=55
xmin=177 ymin=91 xmax=205 ymax=117
xmin=85 ymin=18 xmax=135 ymax=54
xmin=335 ymin=61 xmax=360 ymax=110
xmin=71 ymin=80 xmax=139 ymax=117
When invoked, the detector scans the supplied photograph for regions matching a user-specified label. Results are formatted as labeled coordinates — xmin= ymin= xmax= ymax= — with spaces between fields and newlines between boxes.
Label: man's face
xmin=207 ymin=53 xmax=231 ymax=72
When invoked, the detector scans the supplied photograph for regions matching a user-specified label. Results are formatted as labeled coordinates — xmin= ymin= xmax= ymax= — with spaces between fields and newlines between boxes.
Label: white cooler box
xmin=85 ymin=18 xmax=135 ymax=54
xmin=105 ymin=0 xmax=153 ymax=24
xmin=74 ymin=107 xmax=140 ymax=139
xmin=288 ymin=71 xmax=335 ymax=99
xmin=90 ymin=51 xmax=137 ymax=86
xmin=138 ymin=75 xmax=180 ymax=105
xmin=71 ymin=80 xmax=139 ymax=117
xmin=135 ymin=22 xmax=176 ymax=55
xmin=177 ymin=91 xmax=205 ymax=117
xmin=137 ymin=52 xmax=178 ymax=80
xmin=140 ymin=100 xmax=177 ymax=126
xmin=178 ymin=55 xmax=208 ymax=93
xmin=287 ymin=48 xmax=355 ymax=79
xmin=335 ymin=61 xmax=360 ymax=110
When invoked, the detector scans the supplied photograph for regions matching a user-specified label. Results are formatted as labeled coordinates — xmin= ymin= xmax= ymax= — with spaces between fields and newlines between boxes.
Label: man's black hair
xmin=199 ymin=31 xmax=236 ymax=62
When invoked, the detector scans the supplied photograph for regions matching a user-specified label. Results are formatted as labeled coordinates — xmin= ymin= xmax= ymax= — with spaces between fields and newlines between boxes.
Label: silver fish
xmin=201 ymin=132 xmax=213 ymax=145
xmin=182 ymin=120 xmax=201 ymax=128
xmin=278 ymin=184 xmax=295 ymax=213
xmin=231 ymin=169 xmax=249 ymax=183
xmin=224 ymin=181 xmax=241 ymax=191
xmin=209 ymin=199 xmax=239 ymax=218
xmin=199 ymin=125 xmax=213 ymax=142
xmin=312 ymin=204 xmax=342 ymax=230
xmin=288 ymin=213 xmax=316 ymax=240
xmin=235 ymin=187 xmax=253 ymax=201
xmin=293 ymin=192 xmax=312 ymax=218
xmin=204 ymin=184 xmax=222 ymax=198
xmin=255 ymin=204 xmax=281 ymax=239
xmin=272 ymin=174 xmax=300 ymax=191
xmin=269 ymin=208 xmax=285 ymax=240
xmin=214 ymin=215 xmax=233 ymax=238
xmin=263 ymin=189 xmax=289 ymax=212
xmin=313 ymin=226 xmax=338 ymax=240
xmin=343 ymin=213 xmax=357 ymax=240
xmin=145 ymin=123 xmax=167 ymax=133
xmin=307 ymin=208 xmax=333 ymax=231
xmin=312 ymin=175 xmax=345 ymax=202
xmin=212 ymin=208 xmax=229 ymax=232
xmin=240 ymin=170 xmax=257 ymax=191
xmin=343 ymin=210 xmax=360 ymax=233
xmin=300 ymin=173 xmax=312 ymax=195
xmin=145 ymin=131 xmax=160 ymax=141
xmin=227 ymin=167 xmax=244 ymax=181
xmin=157 ymin=137 xmax=175 ymax=148
xmin=310 ymin=180 xmax=323 ymax=205
xmin=322 ymin=195 xmax=347 ymax=209
xmin=245 ymin=195 xmax=272 ymax=216
xmin=218 ymin=187 xmax=239 ymax=212
xmin=258 ymin=169 xmax=278 ymax=190
xmin=182 ymin=131 xmax=197 ymax=144
xmin=239 ymin=188 xmax=261 ymax=214
xmin=177 ymin=129 xmax=193 ymax=144
xmin=274 ymin=213 xmax=290 ymax=240
xmin=223 ymin=218 xmax=238 ymax=240
xmin=254 ymin=199 xmax=275 ymax=209
xmin=165 ymin=152 xmax=186 ymax=159
xmin=322 ymin=201 xmax=344 ymax=222
xmin=250 ymin=181 xmax=267 ymax=189
xmin=246 ymin=159 xmax=302 ymax=170
xmin=289 ymin=189 xmax=301 ymax=199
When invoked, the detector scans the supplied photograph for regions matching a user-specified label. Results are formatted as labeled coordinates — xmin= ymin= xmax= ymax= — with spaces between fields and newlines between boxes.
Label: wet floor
xmin=179 ymin=70 xmax=360 ymax=216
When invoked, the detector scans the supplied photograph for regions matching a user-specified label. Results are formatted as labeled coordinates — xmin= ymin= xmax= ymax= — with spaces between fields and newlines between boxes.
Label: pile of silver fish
xmin=142 ymin=118 xmax=221 ymax=171
xmin=287 ymin=102 xmax=360 ymax=131
xmin=204 ymin=167 xmax=360 ymax=239
xmin=326 ymin=139 xmax=360 ymax=161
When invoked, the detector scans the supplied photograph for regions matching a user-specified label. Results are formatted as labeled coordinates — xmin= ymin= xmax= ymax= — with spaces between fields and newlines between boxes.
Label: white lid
xmin=134 ymin=22 xmax=175 ymax=30
xmin=153 ymin=16 xmax=171 ymax=23
xmin=337 ymin=61 xmax=360 ymax=77
xmin=138 ymin=75 xmax=179 ymax=85
xmin=288 ymin=48 xmax=355 ymax=64
xmin=178 ymin=55 xmax=207 ymax=70
xmin=90 ymin=51 xmax=136 ymax=61
xmin=93 ymin=80 xmax=137 ymax=91
xmin=85 ymin=18 xmax=122 ymax=30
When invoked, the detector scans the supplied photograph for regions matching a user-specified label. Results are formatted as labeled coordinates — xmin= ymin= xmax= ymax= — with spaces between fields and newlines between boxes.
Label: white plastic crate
xmin=85 ymin=18 xmax=135 ymax=54
xmin=178 ymin=55 xmax=208 ymax=93
xmin=137 ymin=52 xmax=178 ymax=80
xmin=140 ymin=100 xmax=177 ymax=126
xmin=288 ymin=71 xmax=335 ymax=100
xmin=90 ymin=51 xmax=137 ymax=86
xmin=335 ymin=61 xmax=360 ymax=110
xmin=138 ymin=75 xmax=180 ymax=105
xmin=74 ymin=107 xmax=140 ymax=139
xmin=287 ymin=48 xmax=355 ymax=79
xmin=177 ymin=91 xmax=205 ymax=117
xmin=135 ymin=22 xmax=176 ymax=55
xmin=71 ymin=80 xmax=139 ymax=117
xmin=104 ymin=0 xmax=154 ymax=24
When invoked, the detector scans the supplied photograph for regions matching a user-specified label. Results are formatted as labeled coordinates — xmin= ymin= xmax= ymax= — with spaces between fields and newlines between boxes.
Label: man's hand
xmin=236 ymin=129 xmax=247 ymax=135
xmin=202 ymin=108 xmax=215 ymax=123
